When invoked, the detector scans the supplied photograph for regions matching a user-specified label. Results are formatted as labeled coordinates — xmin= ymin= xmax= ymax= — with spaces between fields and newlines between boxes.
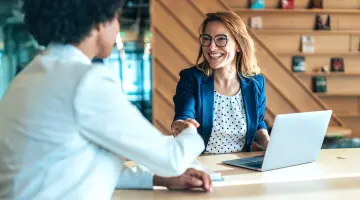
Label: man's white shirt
xmin=0 ymin=44 xmax=204 ymax=200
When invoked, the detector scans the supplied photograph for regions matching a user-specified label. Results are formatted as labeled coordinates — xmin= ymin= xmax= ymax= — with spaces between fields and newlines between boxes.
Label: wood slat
xmin=339 ymin=117 xmax=360 ymax=137
xmin=320 ymin=96 xmax=359 ymax=114
xmin=336 ymin=15 xmax=360 ymax=30
xmin=153 ymin=59 xmax=178 ymax=105
xmin=350 ymin=35 xmax=360 ymax=52
xmin=161 ymin=0 xmax=203 ymax=35
xmin=153 ymin=89 xmax=175 ymax=134
xmin=152 ymin=28 xmax=191 ymax=74
xmin=323 ymin=0 xmax=360 ymax=9
xmin=152 ymin=1 xmax=198 ymax=63
xmin=153 ymin=118 xmax=172 ymax=135
xmin=188 ymin=0 xmax=227 ymax=14
xmin=266 ymin=81 xmax=298 ymax=114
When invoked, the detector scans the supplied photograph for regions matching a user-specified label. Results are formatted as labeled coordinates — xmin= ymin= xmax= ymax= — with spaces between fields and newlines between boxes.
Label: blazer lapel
xmin=201 ymin=75 xmax=214 ymax=147
xmin=240 ymin=76 xmax=257 ymax=151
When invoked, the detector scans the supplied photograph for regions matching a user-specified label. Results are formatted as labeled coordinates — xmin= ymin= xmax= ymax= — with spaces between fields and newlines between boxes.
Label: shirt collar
xmin=43 ymin=43 xmax=92 ymax=65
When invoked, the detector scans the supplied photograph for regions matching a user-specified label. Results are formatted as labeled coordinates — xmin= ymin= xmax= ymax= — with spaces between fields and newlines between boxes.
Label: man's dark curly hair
xmin=23 ymin=0 xmax=123 ymax=46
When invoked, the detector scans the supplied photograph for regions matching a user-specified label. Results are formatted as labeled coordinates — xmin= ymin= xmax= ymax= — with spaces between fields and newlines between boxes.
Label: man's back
xmin=0 ymin=44 xmax=123 ymax=199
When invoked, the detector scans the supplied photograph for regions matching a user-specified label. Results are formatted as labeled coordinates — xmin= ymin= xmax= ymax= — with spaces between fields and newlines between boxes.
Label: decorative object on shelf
xmin=313 ymin=76 xmax=327 ymax=93
xmin=301 ymin=35 xmax=315 ymax=53
xmin=292 ymin=56 xmax=306 ymax=72
xmin=312 ymin=65 xmax=329 ymax=73
xmin=330 ymin=57 xmax=344 ymax=72
xmin=312 ymin=0 xmax=323 ymax=8
xmin=249 ymin=16 xmax=263 ymax=29
xmin=281 ymin=0 xmax=294 ymax=9
xmin=315 ymin=14 xmax=330 ymax=30
xmin=249 ymin=0 xmax=265 ymax=9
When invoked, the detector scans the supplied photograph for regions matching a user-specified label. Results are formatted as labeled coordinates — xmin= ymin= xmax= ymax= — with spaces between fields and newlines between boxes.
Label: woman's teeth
xmin=209 ymin=53 xmax=223 ymax=59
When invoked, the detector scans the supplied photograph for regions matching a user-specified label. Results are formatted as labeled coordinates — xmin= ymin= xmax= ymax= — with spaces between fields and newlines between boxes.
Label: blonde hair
xmin=196 ymin=11 xmax=260 ymax=77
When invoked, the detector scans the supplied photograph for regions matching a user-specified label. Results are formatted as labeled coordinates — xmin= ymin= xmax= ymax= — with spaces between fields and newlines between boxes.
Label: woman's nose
xmin=209 ymin=40 xmax=218 ymax=51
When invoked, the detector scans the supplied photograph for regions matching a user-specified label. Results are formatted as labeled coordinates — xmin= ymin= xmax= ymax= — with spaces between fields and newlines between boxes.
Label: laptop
xmin=222 ymin=110 xmax=332 ymax=171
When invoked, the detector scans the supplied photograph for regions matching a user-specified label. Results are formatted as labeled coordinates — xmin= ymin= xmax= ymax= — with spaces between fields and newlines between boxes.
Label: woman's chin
xmin=208 ymin=64 xmax=222 ymax=70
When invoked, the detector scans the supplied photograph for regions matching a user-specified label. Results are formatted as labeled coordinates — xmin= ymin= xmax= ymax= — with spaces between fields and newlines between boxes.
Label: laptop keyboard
xmin=243 ymin=160 xmax=263 ymax=168
xmin=242 ymin=156 xmax=264 ymax=168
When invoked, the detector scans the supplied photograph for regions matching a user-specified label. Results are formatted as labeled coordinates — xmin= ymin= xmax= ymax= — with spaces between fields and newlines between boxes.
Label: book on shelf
xmin=330 ymin=57 xmax=344 ymax=72
xmin=301 ymin=36 xmax=315 ymax=53
xmin=249 ymin=16 xmax=263 ymax=29
xmin=292 ymin=56 xmax=306 ymax=72
xmin=315 ymin=14 xmax=331 ymax=30
xmin=281 ymin=0 xmax=294 ymax=9
xmin=312 ymin=0 xmax=323 ymax=8
xmin=313 ymin=76 xmax=327 ymax=93
xmin=249 ymin=0 xmax=265 ymax=9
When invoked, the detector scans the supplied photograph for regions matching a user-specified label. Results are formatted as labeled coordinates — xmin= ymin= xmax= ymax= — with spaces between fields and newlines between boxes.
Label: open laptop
xmin=222 ymin=110 xmax=332 ymax=171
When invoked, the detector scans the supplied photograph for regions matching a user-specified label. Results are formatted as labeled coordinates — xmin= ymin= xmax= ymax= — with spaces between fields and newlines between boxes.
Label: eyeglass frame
xmin=199 ymin=33 xmax=228 ymax=47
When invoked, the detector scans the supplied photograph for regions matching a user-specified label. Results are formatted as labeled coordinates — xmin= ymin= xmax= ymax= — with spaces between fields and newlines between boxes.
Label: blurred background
xmin=0 ymin=0 xmax=152 ymax=121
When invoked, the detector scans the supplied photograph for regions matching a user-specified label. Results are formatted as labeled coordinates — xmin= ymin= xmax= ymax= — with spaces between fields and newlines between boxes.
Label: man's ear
xmin=94 ymin=23 xmax=103 ymax=32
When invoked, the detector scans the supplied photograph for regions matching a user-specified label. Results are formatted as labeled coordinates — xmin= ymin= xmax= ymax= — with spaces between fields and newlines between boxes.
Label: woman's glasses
xmin=199 ymin=34 xmax=228 ymax=47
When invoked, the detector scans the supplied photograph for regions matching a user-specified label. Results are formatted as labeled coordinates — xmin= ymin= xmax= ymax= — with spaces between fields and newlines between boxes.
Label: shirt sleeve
xmin=73 ymin=66 xmax=205 ymax=178
xmin=257 ymin=75 xmax=267 ymax=130
xmin=173 ymin=69 xmax=196 ymax=121
xmin=116 ymin=165 xmax=154 ymax=189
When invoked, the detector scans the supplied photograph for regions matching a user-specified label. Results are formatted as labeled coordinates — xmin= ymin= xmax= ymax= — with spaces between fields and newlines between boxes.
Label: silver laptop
xmin=223 ymin=110 xmax=332 ymax=171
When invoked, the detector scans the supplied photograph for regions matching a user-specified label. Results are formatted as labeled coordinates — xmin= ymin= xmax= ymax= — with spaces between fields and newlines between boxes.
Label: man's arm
xmin=74 ymin=66 xmax=205 ymax=177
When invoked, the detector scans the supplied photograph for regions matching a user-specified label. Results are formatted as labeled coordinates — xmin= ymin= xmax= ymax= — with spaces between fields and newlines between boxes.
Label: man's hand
xmin=153 ymin=168 xmax=212 ymax=192
xmin=171 ymin=119 xmax=200 ymax=137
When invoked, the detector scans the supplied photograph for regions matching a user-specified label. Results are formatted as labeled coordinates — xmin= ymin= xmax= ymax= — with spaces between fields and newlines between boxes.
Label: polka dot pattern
xmin=205 ymin=89 xmax=247 ymax=154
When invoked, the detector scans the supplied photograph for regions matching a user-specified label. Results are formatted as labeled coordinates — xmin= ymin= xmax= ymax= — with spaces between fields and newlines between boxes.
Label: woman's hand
xmin=153 ymin=168 xmax=212 ymax=192
xmin=171 ymin=119 xmax=200 ymax=137
xmin=254 ymin=129 xmax=270 ymax=150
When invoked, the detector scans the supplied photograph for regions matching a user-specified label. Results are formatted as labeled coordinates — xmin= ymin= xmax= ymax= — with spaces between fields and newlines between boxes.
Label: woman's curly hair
xmin=23 ymin=0 xmax=123 ymax=46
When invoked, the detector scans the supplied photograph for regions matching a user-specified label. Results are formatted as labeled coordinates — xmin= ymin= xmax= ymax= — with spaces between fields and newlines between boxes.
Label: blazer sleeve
xmin=257 ymin=75 xmax=267 ymax=130
xmin=173 ymin=69 xmax=196 ymax=121
xmin=74 ymin=66 xmax=204 ymax=177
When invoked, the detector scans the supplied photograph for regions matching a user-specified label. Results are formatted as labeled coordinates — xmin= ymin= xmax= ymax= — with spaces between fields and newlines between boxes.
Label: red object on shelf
xmin=281 ymin=0 xmax=294 ymax=9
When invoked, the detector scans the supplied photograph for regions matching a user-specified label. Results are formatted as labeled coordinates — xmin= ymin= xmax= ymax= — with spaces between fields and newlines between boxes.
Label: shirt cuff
xmin=257 ymin=122 xmax=267 ymax=130
xmin=116 ymin=165 xmax=154 ymax=190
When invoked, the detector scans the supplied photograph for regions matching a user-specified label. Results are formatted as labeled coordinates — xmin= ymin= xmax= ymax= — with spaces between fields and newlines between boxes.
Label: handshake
xmin=171 ymin=118 xmax=200 ymax=137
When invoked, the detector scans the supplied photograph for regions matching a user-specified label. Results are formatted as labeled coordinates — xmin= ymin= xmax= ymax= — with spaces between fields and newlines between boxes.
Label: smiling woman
xmin=172 ymin=11 xmax=270 ymax=154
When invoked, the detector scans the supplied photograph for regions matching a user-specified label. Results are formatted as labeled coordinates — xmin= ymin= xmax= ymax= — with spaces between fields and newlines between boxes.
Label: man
xmin=0 ymin=0 xmax=211 ymax=199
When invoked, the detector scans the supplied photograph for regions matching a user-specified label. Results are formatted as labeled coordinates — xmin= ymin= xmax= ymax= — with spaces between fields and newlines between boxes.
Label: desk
xmin=113 ymin=148 xmax=360 ymax=199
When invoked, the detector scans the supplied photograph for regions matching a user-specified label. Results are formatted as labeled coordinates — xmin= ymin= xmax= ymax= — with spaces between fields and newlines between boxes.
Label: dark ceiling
xmin=121 ymin=0 xmax=150 ymax=31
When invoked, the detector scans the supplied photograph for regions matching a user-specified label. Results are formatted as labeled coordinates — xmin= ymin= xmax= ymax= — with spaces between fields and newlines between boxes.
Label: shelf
xmin=277 ymin=52 xmax=360 ymax=56
xmin=326 ymin=126 xmax=352 ymax=137
xmin=253 ymin=30 xmax=360 ymax=35
xmin=296 ymin=72 xmax=360 ymax=77
xmin=336 ymin=113 xmax=360 ymax=118
xmin=316 ymin=93 xmax=360 ymax=97
xmin=233 ymin=8 xmax=360 ymax=14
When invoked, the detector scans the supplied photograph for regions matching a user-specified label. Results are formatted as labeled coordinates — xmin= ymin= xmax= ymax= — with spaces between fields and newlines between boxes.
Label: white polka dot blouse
xmin=204 ymin=89 xmax=247 ymax=154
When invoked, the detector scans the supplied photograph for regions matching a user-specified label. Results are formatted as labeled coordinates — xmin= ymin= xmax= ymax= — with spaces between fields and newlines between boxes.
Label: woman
xmin=172 ymin=11 xmax=270 ymax=154
xmin=0 ymin=0 xmax=211 ymax=199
